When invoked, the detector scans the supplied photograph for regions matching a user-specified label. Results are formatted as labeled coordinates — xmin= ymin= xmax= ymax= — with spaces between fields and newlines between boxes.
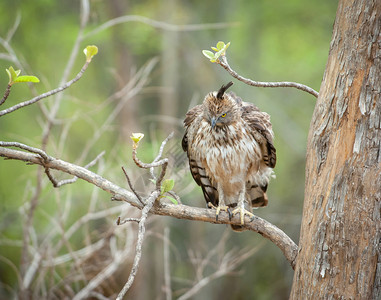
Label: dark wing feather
xmin=187 ymin=158 xmax=218 ymax=206
xmin=238 ymin=100 xmax=276 ymax=208
xmin=241 ymin=101 xmax=276 ymax=168
xmin=182 ymin=105 xmax=219 ymax=206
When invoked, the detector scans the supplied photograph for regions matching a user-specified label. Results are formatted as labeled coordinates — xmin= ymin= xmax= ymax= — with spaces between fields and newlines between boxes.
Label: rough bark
xmin=290 ymin=0 xmax=381 ymax=299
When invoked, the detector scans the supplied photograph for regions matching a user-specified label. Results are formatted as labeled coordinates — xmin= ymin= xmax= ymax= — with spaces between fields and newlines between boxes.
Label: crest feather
xmin=216 ymin=81 xmax=233 ymax=100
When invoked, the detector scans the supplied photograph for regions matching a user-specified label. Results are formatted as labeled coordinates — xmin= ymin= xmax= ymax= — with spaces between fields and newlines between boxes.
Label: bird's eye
xmin=221 ymin=113 xmax=227 ymax=118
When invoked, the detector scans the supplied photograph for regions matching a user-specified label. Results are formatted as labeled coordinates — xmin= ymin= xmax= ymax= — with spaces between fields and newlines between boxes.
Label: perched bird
xmin=182 ymin=82 xmax=276 ymax=231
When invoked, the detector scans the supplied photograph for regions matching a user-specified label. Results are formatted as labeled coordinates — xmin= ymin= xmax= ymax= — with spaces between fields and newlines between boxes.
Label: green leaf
xmin=216 ymin=41 xmax=225 ymax=50
xmin=223 ymin=42 xmax=231 ymax=52
xmin=164 ymin=195 xmax=178 ymax=205
xmin=161 ymin=179 xmax=175 ymax=194
xmin=211 ymin=47 xmax=218 ymax=51
xmin=214 ymin=42 xmax=231 ymax=61
xmin=83 ymin=45 xmax=98 ymax=61
xmin=202 ymin=50 xmax=215 ymax=60
xmin=130 ymin=133 xmax=144 ymax=144
xmin=6 ymin=67 xmax=40 ymax=86
xmin=6 ymin=66 xmax=20 ymax=84
xmin=13 ymin=75 xmax=40 ymax=84
xmin=6 ymin=69 xmax=11 ymax=84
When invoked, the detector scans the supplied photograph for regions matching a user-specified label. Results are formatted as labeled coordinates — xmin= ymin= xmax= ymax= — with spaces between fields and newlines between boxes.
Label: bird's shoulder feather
xmin=241 ymin=101 xmax=277 ymax=168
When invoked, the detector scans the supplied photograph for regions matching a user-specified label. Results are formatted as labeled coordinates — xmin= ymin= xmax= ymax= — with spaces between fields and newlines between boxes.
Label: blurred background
xmin=0 ymin=0 xmax=337 ymax=299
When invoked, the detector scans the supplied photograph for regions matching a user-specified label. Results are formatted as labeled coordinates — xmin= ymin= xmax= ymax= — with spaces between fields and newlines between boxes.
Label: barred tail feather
xmin=247 ymin=184 xmax=268 ymax=207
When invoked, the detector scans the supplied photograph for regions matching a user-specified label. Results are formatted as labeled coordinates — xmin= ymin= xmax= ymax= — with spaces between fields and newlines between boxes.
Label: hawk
xmin=182 ymin=82 xmax=276 ymax=231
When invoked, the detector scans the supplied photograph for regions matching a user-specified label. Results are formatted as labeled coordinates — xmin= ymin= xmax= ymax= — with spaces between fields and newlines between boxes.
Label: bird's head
xmin=203 ymin=82 xmax=240 ymax=129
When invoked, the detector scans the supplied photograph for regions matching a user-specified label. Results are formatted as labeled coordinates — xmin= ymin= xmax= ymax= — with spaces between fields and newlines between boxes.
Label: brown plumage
xmin=182 ymin=82 xmax=276 ymax=231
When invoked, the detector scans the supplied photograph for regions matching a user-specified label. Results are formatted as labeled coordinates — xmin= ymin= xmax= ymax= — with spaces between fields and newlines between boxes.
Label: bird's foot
xmin=208 ymin=202 xmax=232 ymax=221
xmin=231 ymin=206 xmax=255 ymax=225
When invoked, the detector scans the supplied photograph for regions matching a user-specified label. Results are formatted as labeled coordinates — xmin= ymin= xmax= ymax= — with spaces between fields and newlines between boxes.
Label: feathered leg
xmin=232 ymin=190 xmax=254 ymax=225
xmin=208 ymin=184 xmax=231 ymax=221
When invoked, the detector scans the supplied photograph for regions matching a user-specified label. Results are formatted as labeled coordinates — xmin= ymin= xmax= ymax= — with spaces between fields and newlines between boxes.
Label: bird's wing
xmin=182 ymin=106 xmax=219 ymax=206
xmin=239 ymin=101 xmax=276 ymax=208
xmin=241 ymin=101 xmax=276 ymax=168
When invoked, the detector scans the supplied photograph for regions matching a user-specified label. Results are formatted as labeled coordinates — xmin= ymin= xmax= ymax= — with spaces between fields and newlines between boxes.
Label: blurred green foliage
xmin=0 ymin=0 xmax=338 ymax=299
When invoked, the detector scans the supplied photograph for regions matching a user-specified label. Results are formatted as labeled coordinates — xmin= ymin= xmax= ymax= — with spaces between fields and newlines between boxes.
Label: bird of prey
xmin=182 ymin=82 xmax=276 ymax=231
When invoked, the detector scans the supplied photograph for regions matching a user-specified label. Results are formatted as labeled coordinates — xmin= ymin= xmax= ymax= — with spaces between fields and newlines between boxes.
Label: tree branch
xmin=0 ymin=84 xmax=12 ymax=106
xmin=0 ymin=60 xmax=91 ymax=117
xmin=218 ymin=55 xmax=319 ymax=98
xmin=116 ymin=190 xmax=159 ymax=300
xmin=83 ymin=15 xmax=239 ymax=40
xmin=0 ymin=145 xmax=298 ymax=269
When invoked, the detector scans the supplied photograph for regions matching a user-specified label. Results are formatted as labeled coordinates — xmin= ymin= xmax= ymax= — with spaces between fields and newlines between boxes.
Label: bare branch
xmin=53 ymin=151 xmax=106 ymax=188
xmin=150 ymin=132 xmax=174 ymax=181
xmin=178 ymin=233 xmax=264 ymax=300
xmin=122 ymin=166 xmax=144 ymax=205
xmin=0 ymin=84 xmax=12 ymax=106
xmin=40 ymin=0 xmax=90 ymax=153
xmin=0 ymin=142 xmax=50 ymax=161
xmin=116 ymin=190 xmax=160 ymax=300
xmin=218 ymin=55 xmax=319 ymax=98
xmin=117 ymin=217 xmax=140 ymax=225
xmin=163 ymin=227 xmax=172 ymax=300
xmin=72 ymin=235 xmax=133 ymax=300
xmin=83 ymin=15 xmax=239 ymax=39
xmin=132 ymin=143 xmax=169 ymax=189
xmin=0 ymin=146 xmax=142 ymax=208
xmin=0 ymin=60 xmax=91 ymax=117
xmin=76 ymin=57 xmax=158 ymax=165
xmin=0 ymin=146 xmax=298 ymax=268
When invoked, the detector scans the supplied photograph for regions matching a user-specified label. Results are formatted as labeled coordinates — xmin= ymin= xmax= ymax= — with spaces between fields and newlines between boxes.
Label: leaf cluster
xmin=202 ymin=41 xmax=230 ymax=63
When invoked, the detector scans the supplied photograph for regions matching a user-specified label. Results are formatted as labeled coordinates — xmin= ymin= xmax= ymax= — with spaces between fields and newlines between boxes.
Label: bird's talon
xmin=227 ymin=207 xmax=233 ymax=221
xmin=213 ymin=205 xmax=230 ymax=222
xmin=232 ymin=207 xmax=255 ymax=225
xmin=208 ymin=202 xmax=216 ymax=209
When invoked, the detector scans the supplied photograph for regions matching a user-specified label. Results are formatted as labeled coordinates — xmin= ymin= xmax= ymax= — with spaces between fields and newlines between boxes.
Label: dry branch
xmin=218 ymin=55 xmax=319 ymax=98
xmin=0 ymin=145 xmax=298 ymax=269
xmin=83 ymin=15 xmax=239 ymax=39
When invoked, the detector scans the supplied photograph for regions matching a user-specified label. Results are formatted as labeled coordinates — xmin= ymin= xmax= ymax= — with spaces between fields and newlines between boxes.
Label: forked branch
xmin=0 ymin=144 xmax=298 ymax=269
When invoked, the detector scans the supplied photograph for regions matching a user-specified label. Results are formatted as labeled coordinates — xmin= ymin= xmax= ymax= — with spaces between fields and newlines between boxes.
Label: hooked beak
xmin=210 ymin=117 xmax=217 ymax=129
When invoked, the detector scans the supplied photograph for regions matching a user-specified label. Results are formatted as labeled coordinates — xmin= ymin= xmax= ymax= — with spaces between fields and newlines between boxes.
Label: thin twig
xmin=52 ymin=151 xmax=106 ymax=188
xmin=178 ymin=241 xmax=264 ymax=300
xmin=0 ymin=142 xmax=105 ymax=188
xmin=132 ymin=147 xmax=168 ymax=170
xmin=0 ymin=60 xmax=90 ymax=117
xmin=121 ymin=166 xmax=144 ymax=205
xmin=117 ymin=217 xmax=140 ymax=225
xmin=0 ymin=142 xmax=50 ymax=161
xmin=76 ymin=57 xmax=158 ymax=165
xmin=218 ymin=55 xmax=319 ymax=98
xmin=166 ymin=191 xmax=181 ymax=204
xmin=132 ymin=145 xmax=169 ymax=189
xmin=83 ymin=15 xmax=239 ymax=39
xmin=163 ymin=227 xmax=172 ymax=300
xmin=150 ymin=132 xmax=174 ymax=181
xmin=72 ymin=235 xmax=133 ymax=300
xmin=0 ymin=84 xmax=12 ymax=106
xmin=116 ymin=190 xmax=160 ymax=300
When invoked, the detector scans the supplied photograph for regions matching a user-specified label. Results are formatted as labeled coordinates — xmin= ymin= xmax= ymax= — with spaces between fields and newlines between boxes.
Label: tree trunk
xmin=290 ymin=1 xmax=381 ymax=299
